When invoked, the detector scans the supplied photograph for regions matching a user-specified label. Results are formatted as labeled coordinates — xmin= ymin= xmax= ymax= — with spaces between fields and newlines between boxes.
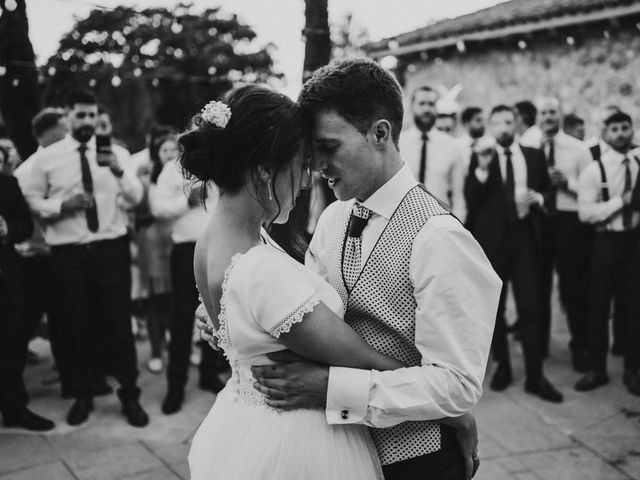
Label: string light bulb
xmin=0 ymin=66 xmax=6 ymax=76
xmin=111 ymin=75 xmax=122 ymax=87
xmin=4 ymin=0 xmax=18 ymax=12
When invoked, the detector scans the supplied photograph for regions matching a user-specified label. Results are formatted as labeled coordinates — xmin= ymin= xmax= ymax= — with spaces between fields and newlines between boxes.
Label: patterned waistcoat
xmin=324 ymin=185 xmax=451 ymax=465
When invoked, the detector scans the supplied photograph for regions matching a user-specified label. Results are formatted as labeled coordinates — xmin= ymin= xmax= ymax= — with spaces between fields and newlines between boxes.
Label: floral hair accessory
xmin=201 ymin=100 xmax=232 ymax=129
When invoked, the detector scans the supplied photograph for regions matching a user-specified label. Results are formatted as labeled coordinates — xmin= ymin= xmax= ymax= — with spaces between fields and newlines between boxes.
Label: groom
xmin=201 ymin=59 xmax=501 ymax=480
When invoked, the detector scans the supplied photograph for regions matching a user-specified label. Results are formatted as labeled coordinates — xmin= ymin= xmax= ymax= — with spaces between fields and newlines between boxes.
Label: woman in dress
xmin=135 ymin=134 xmax=178 ymax=373
xmin=183 ymin=85 xmax=474 ymax=479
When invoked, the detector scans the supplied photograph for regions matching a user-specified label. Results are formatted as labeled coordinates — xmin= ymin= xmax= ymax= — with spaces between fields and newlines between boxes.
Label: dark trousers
xmin=166 ymin=242 xmax=225 ymax=393
xmin=147 ymin=292 xmax=172 ymax=358
xmin=587 ymin=230 xmax=640 ymax=372
xmin=50 ymin=236 xmax=140 ymax=400
xmin=0 ymin=282 xmax=29 ymax=416
xmin=539 ymin=212 xmax=592 ymax=355
xmin=490 ymin=220 xmax=543 ymax=380
xmin=21 ymin=255 xmax=70 ymax=381
xmin=382 ymin=426 xmax=465 ymax=480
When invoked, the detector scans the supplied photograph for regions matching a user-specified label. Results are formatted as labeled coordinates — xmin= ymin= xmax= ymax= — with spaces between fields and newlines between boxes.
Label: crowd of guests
xmin=407 ymin=89 xmax=640 ymax=403
xmin=0 ymin=82 xmax=638 ymax=433
xmin=0 ymin=89 xmax=227 ymax=432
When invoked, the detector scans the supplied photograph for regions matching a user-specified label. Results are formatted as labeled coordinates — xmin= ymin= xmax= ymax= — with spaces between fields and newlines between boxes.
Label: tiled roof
xmin=366 ymin=0 xmax=640 ymax=54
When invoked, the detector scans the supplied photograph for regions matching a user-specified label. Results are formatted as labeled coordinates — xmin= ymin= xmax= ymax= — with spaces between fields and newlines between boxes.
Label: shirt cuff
xmin=474 ymin=167 xmax=489 ymax=183
xmin=326 ymin=366 xmax=371 ymax=425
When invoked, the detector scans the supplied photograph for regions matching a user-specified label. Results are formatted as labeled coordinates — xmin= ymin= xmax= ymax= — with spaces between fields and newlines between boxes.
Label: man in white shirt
xmin=20 ymin=89 xmax=148 ymax=427
xmin=150 ymin=159 xmax=226 ymax=414
xmin=575 ymin=111 xmax=640 ymax=396
xmin=14 ymin=108 xmax=75 ymax=397
xmin=399 ymin=86 xmax=466 ymax=222
xmin=536 ymin=97 xmax=593 ymax=371
xmin=515 ymin=100 xmax=543 ymax=148
xmin=248 ymin=59 xmax=501 ymax=480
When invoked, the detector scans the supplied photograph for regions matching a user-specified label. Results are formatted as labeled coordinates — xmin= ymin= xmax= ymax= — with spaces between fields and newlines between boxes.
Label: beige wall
xmin=399 ymin=27 xmax=640 ymax=140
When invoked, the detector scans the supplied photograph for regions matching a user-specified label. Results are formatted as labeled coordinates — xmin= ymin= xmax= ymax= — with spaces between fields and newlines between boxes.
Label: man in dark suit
xmin=0 ymin=145 xmax=55 ymax=431
xmin=465 ymin=104 xmax=563 ymax=403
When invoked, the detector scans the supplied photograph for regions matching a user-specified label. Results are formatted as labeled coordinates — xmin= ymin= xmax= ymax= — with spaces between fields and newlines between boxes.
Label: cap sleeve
xmin=241 ymin=249 xmax=320 ymax=338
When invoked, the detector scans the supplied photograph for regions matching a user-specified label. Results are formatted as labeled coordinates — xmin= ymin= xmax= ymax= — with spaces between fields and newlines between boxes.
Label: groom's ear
xmin=370 ymin=120 xmax=391 ymax=147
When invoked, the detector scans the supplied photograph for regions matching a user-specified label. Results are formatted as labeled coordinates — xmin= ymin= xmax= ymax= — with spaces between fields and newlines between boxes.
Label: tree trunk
xmin=0 ymin=0 xmax=40 ymax=159
xmin=302 ymin=0 xmax=331 ymax=82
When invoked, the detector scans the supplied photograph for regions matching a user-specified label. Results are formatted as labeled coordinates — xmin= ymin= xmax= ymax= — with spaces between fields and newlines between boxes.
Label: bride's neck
xmin=215 ymin=188 xmax=266 ymax=244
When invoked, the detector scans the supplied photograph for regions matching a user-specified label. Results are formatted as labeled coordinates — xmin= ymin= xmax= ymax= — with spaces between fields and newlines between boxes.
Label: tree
xmin=331 ymin=13 xmax=370 ymax=60
xmin=0 ymin=0 xmax=41 ymax=159
xmin=42 ymin=4 xmax=280 ymax=151
xmin=302 ymin=0 xmax=331 ymax=82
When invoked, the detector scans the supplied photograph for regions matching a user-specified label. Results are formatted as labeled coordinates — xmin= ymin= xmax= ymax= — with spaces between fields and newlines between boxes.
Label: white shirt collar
xmin=360 ymin=164 xmax=418 ymax=220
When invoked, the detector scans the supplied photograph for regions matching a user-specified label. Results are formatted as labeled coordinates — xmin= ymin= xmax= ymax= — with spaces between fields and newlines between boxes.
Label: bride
xmin=182 ymin=85 xmax=472 ymax=479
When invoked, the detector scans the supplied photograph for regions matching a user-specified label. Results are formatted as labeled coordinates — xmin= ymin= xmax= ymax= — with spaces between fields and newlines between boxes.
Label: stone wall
xmin=399 ymin=23 xmax=640 ymax=139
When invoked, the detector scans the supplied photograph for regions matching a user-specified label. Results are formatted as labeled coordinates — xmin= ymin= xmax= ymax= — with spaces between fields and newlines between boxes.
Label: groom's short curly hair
xmin=298 ymin=59 xmax=404 ymax=148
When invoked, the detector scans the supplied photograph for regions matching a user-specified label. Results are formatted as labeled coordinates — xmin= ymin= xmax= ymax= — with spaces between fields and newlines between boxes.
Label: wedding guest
xmin=563 ymin=113 xmax=585 ymax=141
xmin=0 ymin=137 xmax=20 ymax=174
xmin=434 ymin=113 xmax=456 ymax=136
xmin=20 ymin=89 xmax=148 ymax=427
xmin=150 ymin=155 xmax=227 ymax=414
xmin=515 ymin=100 xmax=542 ymax=148
xmin=131 ymin=124 xmax=176 ymax=171
xmin=458 ymin=106 xmax=485 ymax=171
xmin=399 ymin=86 xmax=466 ymax=222
xmin=585 ymin=104 xmax=627 ymax=356
xmin=536 ymin=97 xmax=593 ymax=370
xmin=0 ymin=145 xmax=54 ymax=431
xmin=465 ymin=105 xmax=563 ymax=402
xmin=135 ymin=134 xmax=177 ymax=373
xmin=14 ymin=108 xmax=71 ymax=394
xmin=575 ymin=111 xmax=640 ymax=396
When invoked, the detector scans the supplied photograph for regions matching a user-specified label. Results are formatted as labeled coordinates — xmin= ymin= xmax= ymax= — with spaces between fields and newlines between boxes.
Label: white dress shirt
xmin=578 ymin=147 xmax=640 ymax=231
xmin=519 ymin=125 xmax=543 ymax=148
xmin=306 ymin=164 xmax=501 ymax=427
xmin=543 ymin=131 xmax=592 ymax=212
xmin=14 ymin=149 xmax=49 ymax=256
xmin=149 ymin=159 xmax=217 ymax=244
xmin=399 ymin=126 xmax=466 ymax=222
xmin=20 ymin=135 xmax=142 ymax=246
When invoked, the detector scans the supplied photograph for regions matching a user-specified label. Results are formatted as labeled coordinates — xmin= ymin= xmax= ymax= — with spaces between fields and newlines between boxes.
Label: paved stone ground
xmin=1 ymin=288 xmax=639 ymax=480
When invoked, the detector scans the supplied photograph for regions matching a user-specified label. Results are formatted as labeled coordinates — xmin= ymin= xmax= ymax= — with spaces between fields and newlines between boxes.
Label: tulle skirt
xmin=188 ymin=385 xmax=383 ymax=480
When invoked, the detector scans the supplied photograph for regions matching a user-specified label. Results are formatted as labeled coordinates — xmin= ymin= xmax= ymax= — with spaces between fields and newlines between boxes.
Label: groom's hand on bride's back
xmin=251 ymin=351 xmax=329 ymax=410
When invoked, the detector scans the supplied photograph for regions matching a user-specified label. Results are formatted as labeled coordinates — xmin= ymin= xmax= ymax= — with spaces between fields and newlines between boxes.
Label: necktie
xmin=343 ymin=203 xmax=371 ymax=292
xmin=78 ymin=144 xmax=99 ymax=232
xmin=419 ymin=132 xmax=428 ymax=184
xmin=546 ymin=138 xmax=557 ymax=214
xmin=622 ymin=157 xmax=632 ymax=229
xmin=504 ymin=148 xmax=518 ymax=221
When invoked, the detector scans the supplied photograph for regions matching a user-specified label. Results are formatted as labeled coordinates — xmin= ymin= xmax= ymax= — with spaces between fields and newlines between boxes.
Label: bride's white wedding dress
xmin=188 ymin=244 xmax=383 ymax=480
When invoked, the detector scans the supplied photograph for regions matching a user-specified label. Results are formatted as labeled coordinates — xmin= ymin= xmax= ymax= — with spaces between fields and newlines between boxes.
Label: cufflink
xmin=341 ymin=409 xmax=349 ymax=420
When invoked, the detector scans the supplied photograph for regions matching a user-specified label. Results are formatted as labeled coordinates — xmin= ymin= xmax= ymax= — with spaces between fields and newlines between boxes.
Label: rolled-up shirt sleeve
xmin=326 ymin=216 xmax=501 ymax=427
xmin=578 ymin=163 xmax=624 ymax=224
xmin=19 ymin=157 xmax=64 ymax=219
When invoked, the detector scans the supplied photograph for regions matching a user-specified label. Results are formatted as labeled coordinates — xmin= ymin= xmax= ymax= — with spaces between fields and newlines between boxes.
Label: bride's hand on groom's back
xmin=251 ymin=351 xmax=329 ymax=410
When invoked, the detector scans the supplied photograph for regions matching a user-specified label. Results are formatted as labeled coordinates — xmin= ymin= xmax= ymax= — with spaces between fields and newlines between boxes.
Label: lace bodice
xmin=197 ymin=245 xmax=343 ymax=409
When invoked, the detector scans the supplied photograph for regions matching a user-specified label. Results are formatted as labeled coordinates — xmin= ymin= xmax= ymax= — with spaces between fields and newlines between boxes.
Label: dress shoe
xmin=199 ymin=376 xmax=226 ymax=394
xmin=161 ymin=390 xmax=184 ymax=415
xmin=571 ymin=350 xmax=591 ymax=373
xmin=623 ymin=370 xmax=640 ymax=396
xmin=525 ymin=376 xmax=563 ymax=403
xmin=67 ymin=397 xmax=94 ymax=426
xmin=489 ymin=364 xmax=512 ymax=391
xmin=3 ymin=408 xmax=55 ymax=431
xmin=121 ymin=399 xmax=149 ymax=427
xmin=575 ymin=371 xmax=609 ymax=392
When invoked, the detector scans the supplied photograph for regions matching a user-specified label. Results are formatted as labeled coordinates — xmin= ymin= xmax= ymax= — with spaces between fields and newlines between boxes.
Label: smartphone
xmin=96 ymin=134 xmax=112 ymax=166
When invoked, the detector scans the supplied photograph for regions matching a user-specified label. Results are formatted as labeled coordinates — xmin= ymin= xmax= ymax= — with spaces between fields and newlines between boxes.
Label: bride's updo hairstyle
xmin=179 ymin=84 xmax=307 ymax=199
